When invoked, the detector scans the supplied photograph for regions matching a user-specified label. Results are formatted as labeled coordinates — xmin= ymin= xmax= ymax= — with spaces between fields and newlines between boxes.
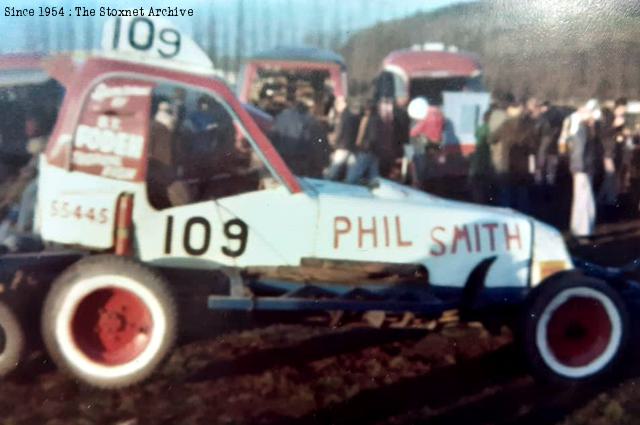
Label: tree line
xmin=339 ymin=0 xmax=640 ymax=102
xmin=16 ymin=0 xmax=640 ymax=102
xmin=17 ymin=0 xmax=410 ymax=75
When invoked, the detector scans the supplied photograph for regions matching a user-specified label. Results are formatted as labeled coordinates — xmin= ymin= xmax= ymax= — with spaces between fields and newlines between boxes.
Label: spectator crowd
xmin=3 ymin=78 xmax=640 ymax=247
xmin=268 ymin=87 xmax=640 ymax=242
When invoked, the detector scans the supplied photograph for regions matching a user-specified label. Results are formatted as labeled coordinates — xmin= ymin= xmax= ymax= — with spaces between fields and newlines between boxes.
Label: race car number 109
xmin=0 ymin=15 xmax=624 ymax=391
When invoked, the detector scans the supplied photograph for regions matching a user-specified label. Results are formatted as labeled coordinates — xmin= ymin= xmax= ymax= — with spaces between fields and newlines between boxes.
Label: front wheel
xmin=520 ymin=274 xmax=629 ymax=384
xmin=42 ymin=255 xmax=177 ymax=388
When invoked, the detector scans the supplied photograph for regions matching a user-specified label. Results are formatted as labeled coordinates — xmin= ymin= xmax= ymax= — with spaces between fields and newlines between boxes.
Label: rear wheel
xmin=521 ymin=275 xmax=628 ymax=384
xmin=42 ymin=255 xmax=177 ymax=388
xmin=0 ymin=301 xmax=24 ymax=377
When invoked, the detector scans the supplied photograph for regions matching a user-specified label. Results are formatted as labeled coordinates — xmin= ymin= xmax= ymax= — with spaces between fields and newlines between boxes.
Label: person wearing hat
xmin=405 ymin=97 xmax=445 ymax=191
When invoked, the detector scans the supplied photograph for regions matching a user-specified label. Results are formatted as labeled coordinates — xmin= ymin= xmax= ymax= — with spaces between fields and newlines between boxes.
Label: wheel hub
xmin=72 ymin=287 xmax=153 ymax=366
xmin=546 ymin=296 xmax=612 ymax=368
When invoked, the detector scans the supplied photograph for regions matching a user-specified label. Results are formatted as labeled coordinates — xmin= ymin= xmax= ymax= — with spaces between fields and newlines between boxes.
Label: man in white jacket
xmin=567 ymin=100 xmax=601 ymax=239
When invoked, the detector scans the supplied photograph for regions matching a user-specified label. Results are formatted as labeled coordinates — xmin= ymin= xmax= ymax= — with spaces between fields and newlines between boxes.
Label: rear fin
xmin=100 ymin=16 xmax=216 ymax=75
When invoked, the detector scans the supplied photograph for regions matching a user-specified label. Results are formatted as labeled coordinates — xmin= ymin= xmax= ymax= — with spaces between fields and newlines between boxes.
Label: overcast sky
xmin=0 ymin=0 xmax=476 ymax=55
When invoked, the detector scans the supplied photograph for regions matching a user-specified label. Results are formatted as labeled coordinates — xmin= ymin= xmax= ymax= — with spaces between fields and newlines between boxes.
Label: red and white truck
xmin=376 ymin=43 xmax=490 ymax=169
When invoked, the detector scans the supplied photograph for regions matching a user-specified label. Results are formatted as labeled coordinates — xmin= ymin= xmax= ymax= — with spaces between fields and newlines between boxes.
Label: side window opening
xmin=146 ymin=83 xmax=277 ymax=210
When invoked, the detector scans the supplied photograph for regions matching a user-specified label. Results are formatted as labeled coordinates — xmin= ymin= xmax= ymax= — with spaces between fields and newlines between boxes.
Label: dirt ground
xmin=2 ymin=219 xmax=640 ymax=424
xmin=1 ymin=323 xmax=514 ymax=424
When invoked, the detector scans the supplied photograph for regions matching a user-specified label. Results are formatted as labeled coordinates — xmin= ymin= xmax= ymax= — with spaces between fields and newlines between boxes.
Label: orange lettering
xmin=395 ymin=216 xmax=413 ymax=247
xmin=451 ymin=225 xmax=471 ymax=254
xmin=473 ymin=223 xmax=482 ymax=252
xmin=383 ymin=216 xmax=390 ymax=247
xmin=333 ymin=216 xmax=351 ymax=249
xmin=504 ymin=223 xmax=522 ymax=251
xmin=482 ymin=223 xmax=498 ymax=251
xmin=358 ymin=217 xmax=378 ymax=248
xmin=430 ymin=226 xmax=446 ymax=256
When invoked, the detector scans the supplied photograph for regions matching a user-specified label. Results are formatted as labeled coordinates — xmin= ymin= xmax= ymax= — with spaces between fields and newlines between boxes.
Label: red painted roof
xmin=0 ymin=53 xmax=51 ymax=87
xmin=383 ymin=50 xmax=481 ymax=79
xmin=45 ymin=57 xmax=301 ymax=194
xmin=251 ymin=47 xmax=346 ymax=70
xmin=0 ymin=53 xmax=45 ymax=71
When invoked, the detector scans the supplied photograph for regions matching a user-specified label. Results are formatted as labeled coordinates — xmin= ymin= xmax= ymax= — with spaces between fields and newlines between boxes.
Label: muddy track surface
xmin=3 ymin=318 xmax=640 ymax=425
xmin=2 ymin=220 xmax=640 ymax=425
xmin=0 ymin=322 xmax=507 ymax=424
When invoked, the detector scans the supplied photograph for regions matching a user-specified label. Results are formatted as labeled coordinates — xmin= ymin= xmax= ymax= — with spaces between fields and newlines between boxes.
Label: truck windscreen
xmin=250 ymin=68 xmax=333 ymax=117
xmin=409 ymin=76 xmax=483 ymax=105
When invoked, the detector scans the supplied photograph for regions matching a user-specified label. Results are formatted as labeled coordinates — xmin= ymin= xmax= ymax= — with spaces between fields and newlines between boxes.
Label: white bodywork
xmin=38 ymin=159 xmax=573 ymax=289
xmin=36 ymin=16 xmax=573 ymax=291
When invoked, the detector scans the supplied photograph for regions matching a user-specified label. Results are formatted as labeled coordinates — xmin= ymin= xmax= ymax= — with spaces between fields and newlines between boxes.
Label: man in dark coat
xmin=324 ymin=97 xmax=361 ymax=180
xmin=489 ymin=101 xmax=537 ymax=213
xmin=468 ymin=110 xmax=494 ymax=204
xmin=598 ymin=97 xmax=628 ymax=214
xmin=271 ymin=100 xmax=313 ymax=176
xmin=377 ymin=97 xmax=405 ymax=178
xmin=345 ymin=100 xmax=384 ymax=184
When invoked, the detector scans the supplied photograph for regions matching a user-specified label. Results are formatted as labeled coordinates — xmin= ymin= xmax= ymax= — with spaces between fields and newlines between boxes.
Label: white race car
xmin=21 ymin=17 xmax=630 ymax=388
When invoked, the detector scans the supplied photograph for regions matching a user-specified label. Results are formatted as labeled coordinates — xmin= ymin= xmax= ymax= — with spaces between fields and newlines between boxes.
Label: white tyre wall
xmin=535 ymin=287 xmax=622 ymax=379
xmin=42 ymin=256 xmax=177 ymax=388
xmin=521 ymin=274 xmax=628 ymax=384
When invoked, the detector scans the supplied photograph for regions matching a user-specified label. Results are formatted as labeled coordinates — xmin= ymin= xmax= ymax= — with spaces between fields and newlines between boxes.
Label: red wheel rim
xmin=71 ymin=287 xmax=153 ymax=366
xmin=546 ymin=296 xmax=612 ymax=368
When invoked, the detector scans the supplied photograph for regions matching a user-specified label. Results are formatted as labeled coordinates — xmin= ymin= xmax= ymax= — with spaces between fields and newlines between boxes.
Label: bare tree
xmin=66 ymin=15 xmax=76 ymax=51
xmin=39 ymin=17 xmax=51 ymax=53
xmin=249 ymin=0 xmax=259 ymax=55
xmin=275 ymin=7 xmax=285 ymax=47
xmin=52 ymin=17 xmax=62 ymax=52
xmin=314 ymin=0 xmax=325 ymax=47
xmin=262 ymin=1 xmax=272 ymax=50
xmin=235 ymin=0 xmax=245 ymax=71
xmin=193 ymin=12 xmax=204 ymax=47
xmin=621 ymin=42 xmax=632 ymax=95
xmin=329 ymin=0 xmax=343 ymax=49
xmin=287 ymin=0 xmax=296 ymax=45
xmin=206 ymin=3 xmax=218 ymax=63
xmin=24 ymin=17 xmax=37 ymax=52
xmin=83 ymin=17 xmax=95 ymax=51
xmin=221 ymin=13 xmax=231 ymax=74
xmin=345 ymin=2 xmax=355 ymax=41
